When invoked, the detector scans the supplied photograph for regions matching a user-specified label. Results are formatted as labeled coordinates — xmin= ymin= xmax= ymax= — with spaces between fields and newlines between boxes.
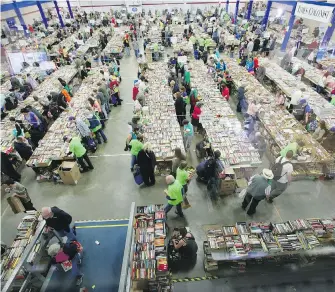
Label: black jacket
xmin=46 ymin=207 xmax=72 ymax=231
xmin=14 ymin=141 xmax=33 ymax=161
xmin=175 ymin=97 xmax=185 ymax=114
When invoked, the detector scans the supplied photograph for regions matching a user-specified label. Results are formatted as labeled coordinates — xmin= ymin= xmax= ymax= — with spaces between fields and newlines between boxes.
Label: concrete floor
xmin=1 ymin=44 xmax=335 ymax=291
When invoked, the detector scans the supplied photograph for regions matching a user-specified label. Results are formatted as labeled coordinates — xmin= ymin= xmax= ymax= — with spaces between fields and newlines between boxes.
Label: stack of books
xmin=273 ymin=222 xmax=295 ymax=235
xmin=132 ymin=205 xmax=170 ymax=290
xmin=207 ymin=229 xmax=225 ymax=249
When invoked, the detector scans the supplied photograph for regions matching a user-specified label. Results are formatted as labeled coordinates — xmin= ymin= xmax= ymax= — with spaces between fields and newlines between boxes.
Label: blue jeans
xmin=164 ymin=203 xmax=183 ymax=216
xmin=154 ymin=52 xmax=159 ymax=61
xmin=131 ymin=155 xmax=137 ymax=169
xmin=71 ymin=253 xmax=82 ymax=278
xmin=134 ymin=49 xmax=139 ymax=58
xmin=125 ymin=47 xmax=130 ymax=56
xmin=95 ymin=129 xmax=107 ymax=144
xmin=57 ymin=227 xmax=77 ymax=241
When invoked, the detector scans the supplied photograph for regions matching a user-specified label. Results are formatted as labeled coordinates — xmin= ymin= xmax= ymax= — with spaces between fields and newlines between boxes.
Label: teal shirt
xmin=184 ymin=123 xmax=194 ymax=137
xmin=129 ymin=139 xmax=143 ymax=156
xmin=69 ymin=137 xmax=86 ymax=158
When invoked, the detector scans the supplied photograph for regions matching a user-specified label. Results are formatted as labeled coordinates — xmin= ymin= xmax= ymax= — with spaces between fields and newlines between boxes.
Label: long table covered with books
xmin=260 ymin=58 xmax=335 ymax=129
xmin=26 ymin=67 xmax=105 ymax=172
xmin=190 ymin=60 xmax=262 ymax=170
xmin=278 ymin=56 xmax=335 ymax=94
xmin=1 ymin=66 xmax=78 ymax=153
xmin=224 ymin=57 xmax=333 ymax=179
xmin=204 ymin=218 xmax=335 ymax=277
xmin=1 ymin=211 xmax=49 ymax=292
xmin=141 ymin=62 xmax=185 ymax=175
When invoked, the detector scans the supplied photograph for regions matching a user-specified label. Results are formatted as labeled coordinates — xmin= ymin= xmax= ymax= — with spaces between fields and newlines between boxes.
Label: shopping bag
xmin=133 ymin=167 xmax=143 ymax=185
xmin=238 ymin=188 xmax=247 ymax=198
xmin=181 ymin=196 xmax=191 ymax=209
xmin=7 ymin=196 xmax=25 ymax=214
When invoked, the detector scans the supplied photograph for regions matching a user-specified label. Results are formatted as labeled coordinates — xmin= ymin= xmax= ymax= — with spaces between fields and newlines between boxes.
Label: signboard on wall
xmin=295 ymin=3 xmax=334 ymax=23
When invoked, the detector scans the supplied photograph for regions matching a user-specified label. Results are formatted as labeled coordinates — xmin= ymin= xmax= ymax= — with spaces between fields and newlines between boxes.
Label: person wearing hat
xmin=268 ymin=150 xmax=294 ymax=203
xmin=64 ymin=136 xmax=94 ymax=172
xmin=241 ymin=169 xmax=273 ymax=215
xmin=164 ymin=175 xmax=184 ymax=217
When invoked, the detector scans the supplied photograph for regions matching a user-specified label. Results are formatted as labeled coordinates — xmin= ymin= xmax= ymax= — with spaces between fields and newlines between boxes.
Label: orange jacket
xmin=61 ymin=89 xmax=71 ymax=102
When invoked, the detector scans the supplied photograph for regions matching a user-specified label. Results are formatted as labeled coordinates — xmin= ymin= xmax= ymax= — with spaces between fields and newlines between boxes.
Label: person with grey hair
xmin=242 ymin=169 xmax=274 ymax=215
xmin=164 ymin=175 xmax=184 ymax=217
xmin=137 ymin=142 xmax=156 ymax=186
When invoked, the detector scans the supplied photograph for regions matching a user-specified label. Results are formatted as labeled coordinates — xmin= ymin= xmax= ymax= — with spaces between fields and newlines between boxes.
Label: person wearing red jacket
xmin=253 ymin=56 xmax=259 ymax=71
xmin=221 ymin=84 xmax=230 ymax=101
xmin=191 ymin=102 xmax=203 ymax=133
xmin=132 ymin=82 xmax=139 ymax=101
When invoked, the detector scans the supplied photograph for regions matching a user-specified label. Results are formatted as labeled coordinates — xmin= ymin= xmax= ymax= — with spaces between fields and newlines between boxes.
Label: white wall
xmin=1 ymin=2 xmax=54 ymax=26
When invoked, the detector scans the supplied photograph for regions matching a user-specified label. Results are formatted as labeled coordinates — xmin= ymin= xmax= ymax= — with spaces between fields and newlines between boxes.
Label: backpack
xmin=271 ymin=157 xmax=291 ymax=181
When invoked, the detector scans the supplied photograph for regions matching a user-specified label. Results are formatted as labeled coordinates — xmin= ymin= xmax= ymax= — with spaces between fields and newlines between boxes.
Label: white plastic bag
xmin=238 ymin=188 xmax=247 ymax=198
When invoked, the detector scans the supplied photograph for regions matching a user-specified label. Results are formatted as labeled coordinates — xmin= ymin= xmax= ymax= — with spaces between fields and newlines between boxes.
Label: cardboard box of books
xmin=59 ymin=161 xmax=81 ymax=185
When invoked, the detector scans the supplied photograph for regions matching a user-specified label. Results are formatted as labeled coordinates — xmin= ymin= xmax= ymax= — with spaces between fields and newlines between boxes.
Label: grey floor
xmin=1 ymin=44 xmax=335 ymax=291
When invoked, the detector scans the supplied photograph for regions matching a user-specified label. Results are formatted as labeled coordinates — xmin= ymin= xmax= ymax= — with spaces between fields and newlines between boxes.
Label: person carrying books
xmin=164 ymin=175 xmax=184 ymax=217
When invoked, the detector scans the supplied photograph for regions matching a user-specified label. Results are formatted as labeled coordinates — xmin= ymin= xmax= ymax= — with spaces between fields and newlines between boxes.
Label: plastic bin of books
xmin=131 ymin=205 xmax=172 ymax=291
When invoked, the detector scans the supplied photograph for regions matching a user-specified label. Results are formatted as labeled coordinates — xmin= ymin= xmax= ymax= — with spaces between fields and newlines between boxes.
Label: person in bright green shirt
xmin=64 ymin=136 xmax=94 ymax=172
xmin=189 ymin=34 xmax=196 ymax=46
xmin=280 ymin=140 xmax=305 ymax=157
xmin=129 ymin=135 xmax=144 ymax=171
xmin=164 ymin=175 xmax=184 ymax=217
xmin=204 ymin=38 xmax=212 ymax=50
xmin=198 ymin=37 xmax=205 ymax=50
xmin=331 ymin=95 xmax=335 ymax=105
xmin=176 ymin=161 xmax=189 ymax=195
xmin=153 ymin=43 xmax=159 ymax=61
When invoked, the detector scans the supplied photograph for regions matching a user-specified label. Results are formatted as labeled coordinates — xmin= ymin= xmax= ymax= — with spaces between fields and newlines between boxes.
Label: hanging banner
xmin=295 ymin=3 xmax=334 ymax=24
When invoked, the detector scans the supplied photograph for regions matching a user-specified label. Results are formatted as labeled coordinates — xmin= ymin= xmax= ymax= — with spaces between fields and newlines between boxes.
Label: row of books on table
xmin=1 ymin=211 xmax=41 ymax=282
xmin=132 ymin=205 xmax=169 ymax=282
xmin=206 ymin=218 xmax=334 ymax=259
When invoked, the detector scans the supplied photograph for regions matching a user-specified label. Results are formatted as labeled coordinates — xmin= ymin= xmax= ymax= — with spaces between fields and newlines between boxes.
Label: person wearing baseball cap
xmin=242 ymin=169 xmax=273 ymax=215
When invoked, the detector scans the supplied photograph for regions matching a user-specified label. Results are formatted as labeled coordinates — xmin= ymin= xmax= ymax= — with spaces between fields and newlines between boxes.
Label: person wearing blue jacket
xmin=216 ymin=59 xmax=226 ymax=72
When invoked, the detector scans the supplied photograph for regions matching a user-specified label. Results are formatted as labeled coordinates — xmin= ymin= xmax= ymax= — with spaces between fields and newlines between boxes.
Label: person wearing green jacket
xmin=280 ymin=140 xmax=305 ymax=157
xmin=176 ymin=161 xmax=189 ymax=195
xmin=64 ymin=136 xmax=94 ymax=172
xmin=129 ymin=135 xmax=144 ymax=171
xmin=198 ymin=37 xmax=205 ymax=51
xmin=164 ymin=175 xmax=184 ymax=217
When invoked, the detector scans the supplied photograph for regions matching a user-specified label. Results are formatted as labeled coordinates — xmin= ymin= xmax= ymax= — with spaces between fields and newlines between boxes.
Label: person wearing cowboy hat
xmin=242 ymin=169 xmax=273 ymax=215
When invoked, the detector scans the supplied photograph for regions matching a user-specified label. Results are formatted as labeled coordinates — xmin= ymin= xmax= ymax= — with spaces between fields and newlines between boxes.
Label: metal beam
xmin=235 ymin=0 xmax=240 ymax=23
xmin=281 ymin=1 xmax=297 ymax=51
xmin=261 ymin=0 xmax=272 ymax=28
xmin=53 ymin=0 xmax=65 ymax=28
xmin=12 ymin=0 xmax=29 ymax=37
xmin=36 ymin=1 xmax=48 ymax=28
xmin=321 ymin=8 xmax=335 ymax=48
xmin=246 ymin=0 xmax=253 ymax=20
xmin=67 ymin=0 xmax=74 ymax=19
